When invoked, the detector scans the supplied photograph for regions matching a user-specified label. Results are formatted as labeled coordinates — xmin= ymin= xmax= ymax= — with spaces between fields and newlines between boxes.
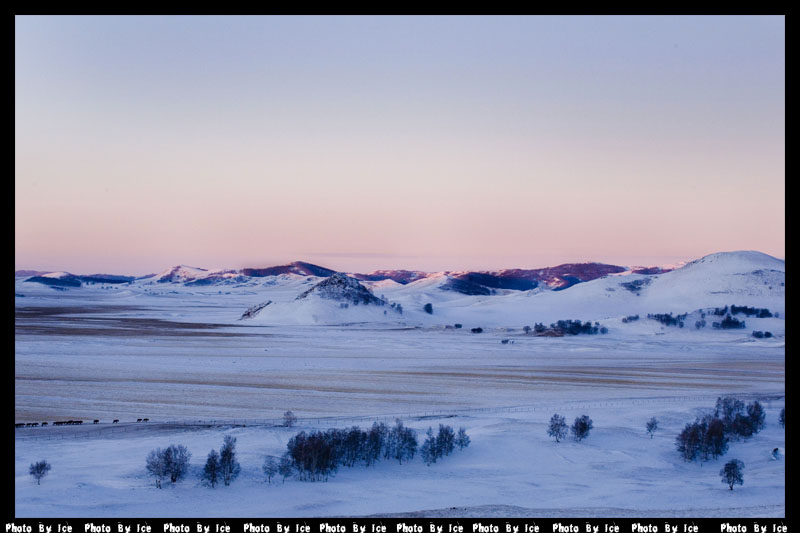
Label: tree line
xmin=139 ymin=420 xmax=470 ymax=487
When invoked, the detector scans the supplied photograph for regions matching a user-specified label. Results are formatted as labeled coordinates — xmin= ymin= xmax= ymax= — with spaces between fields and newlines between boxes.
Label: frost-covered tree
xmin=779 ymin=408 xmax=785 ymax=428
xmin=548 ymin=414 xmax=568 ymax=442
xmin=436 ymin=424 xmax=455 ymax=457
xmin=456 ymin=427 xmax=470 ymax=450
xmin=29 ymin=460 xmax=51 ymax=485
xmin=420 ymin=427 xmax=438 ymax=466
xmin=646 ymin=417 xmax=659 ymax=439
xmin=571 ymin=415 xmax=593 ymax=442
xmin=342 ymin=426 xmax=364 ymax=467
xmin=278 ymin=454 xmax=293 ymax=483
xmin=146 ymin=448 xmax=167 ymax=488
xmin=283 ymin=410 xmax=297 ymax=428
xmin=387 ymin=419 xmax=418 ymax=464
xmin=164 ymin=444 xmax=191 ymax=484
xmin=219 ymin=435 xmax=241 ymax=486
xmin=263 ymin=457 xmax=278 ymax=484
xmin=202 ymin=449 xmax=220 ymax=487
xmin=363 ymin=422 xmax=388 ymax=467
xmin=720 ymin=459 xmax=744 ymax=490
xmin=148 ymin=444 xmax=190 ymax=487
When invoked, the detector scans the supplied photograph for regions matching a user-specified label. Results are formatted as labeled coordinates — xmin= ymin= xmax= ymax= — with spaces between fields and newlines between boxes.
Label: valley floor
xmin=14 ymin=301 xmax=785 ymax=517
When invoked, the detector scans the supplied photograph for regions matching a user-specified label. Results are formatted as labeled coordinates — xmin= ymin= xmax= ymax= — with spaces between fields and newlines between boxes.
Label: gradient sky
xmin=15 ymin=15 xmax=785 ymax=275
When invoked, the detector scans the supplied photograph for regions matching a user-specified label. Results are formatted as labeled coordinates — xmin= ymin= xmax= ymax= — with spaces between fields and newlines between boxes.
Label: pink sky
xmin=15 ymin=16 xmax=785 ymax=275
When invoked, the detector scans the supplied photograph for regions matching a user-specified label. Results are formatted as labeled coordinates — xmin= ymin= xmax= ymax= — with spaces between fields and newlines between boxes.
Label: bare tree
xmin=263 ymin=457 xmax=278 ymax=484
xmin=278 ymin=454 xmax=293 ymax=483
xmin=436 ymin=424 xmax=455 ymax=456
xmin=420 ymin=427 xmax=437 ymax=466
xmin=164 ymin=444 xmax=191 ymax=484
xmin=646 ymin=417 xmax=659 ymax=439
xmin=571 ymin=415 xmax=593 ymax=442
xmin=283 ymin=410 xmax=298 ymax=428
xmin=746 ymin=401 xmax=766 ymax=433
xmin=219 ymin=435 xmax=241 ymax=486
xmin=548 ymin=414 xmax=568 ymax=442
xmin=456 ymin=427 xmax=470 ymax=450
xmin=202 ymin=449 xmax=220 ymax=488
xmin=146 ymin=448 xmax=167 ymax=488
xmin=720 ymin=459 xmax=744 ymax=490
xmin=676 ymin=421 xmax=703 ymax=462
xmin=29 ymin=460 xmax=51 ymax=485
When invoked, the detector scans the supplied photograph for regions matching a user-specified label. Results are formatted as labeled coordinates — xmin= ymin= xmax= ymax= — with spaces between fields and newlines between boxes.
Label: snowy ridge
xmin=14 ymin=250 xmax=785 ymax=330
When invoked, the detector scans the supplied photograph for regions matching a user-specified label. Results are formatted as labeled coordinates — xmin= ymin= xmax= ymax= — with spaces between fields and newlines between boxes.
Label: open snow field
xmin=14 ymin=252 xmax=785 ymax=517
xmin=15 ymin=396 xmax=785 ymax=518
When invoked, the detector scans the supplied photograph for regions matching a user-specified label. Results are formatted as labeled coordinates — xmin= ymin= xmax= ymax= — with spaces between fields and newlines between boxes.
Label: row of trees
xmin=145 ymin=420 xmax=471 ymax=487
xmin=547 ymin=414 xmax=593 ymax=442
xmin=647 ymin=312 xmax=688 ymax=327
xmin=712 ymin=314 xmax=746 ymax=330
xmin=145 ymin=437 xmax=242 ymax=489
xmin=421 ymin=425 xmax=470 ymax=465
xmin=526 ymin=321 xmax=608 ymax=336
xmin=281 ymin=420 xmax=468 ymax=481
xmin=714 ymin=305 xmax=773 ymax=318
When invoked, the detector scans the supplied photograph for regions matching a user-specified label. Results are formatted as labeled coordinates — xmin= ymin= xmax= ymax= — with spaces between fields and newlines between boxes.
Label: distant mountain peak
xmin=152 ymin=265 xmax=209 ymax=283
xmin=296 ymin=272 xmax=384 ymax=305
xmin=241 ymin=261 xmax=336 ymax=278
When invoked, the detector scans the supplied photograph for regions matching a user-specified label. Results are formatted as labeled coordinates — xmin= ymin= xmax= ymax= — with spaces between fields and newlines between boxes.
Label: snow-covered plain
xmin=14 ymin=251 xmax=785 ymax=517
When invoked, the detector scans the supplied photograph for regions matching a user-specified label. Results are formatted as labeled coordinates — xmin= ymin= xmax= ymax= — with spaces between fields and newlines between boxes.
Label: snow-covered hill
xmin=14 ymin=251 xmax=784 ymax=332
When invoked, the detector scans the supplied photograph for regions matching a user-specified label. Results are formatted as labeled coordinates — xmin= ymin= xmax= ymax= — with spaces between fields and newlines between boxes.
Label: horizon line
xmin=14 ymin=249 xmax=784 ymax=278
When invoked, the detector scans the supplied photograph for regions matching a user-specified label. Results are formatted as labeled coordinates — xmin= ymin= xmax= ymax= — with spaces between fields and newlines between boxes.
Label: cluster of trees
xmin=420 ymin=425 xmax=469 ymax=465
xmin=712 ymin=314 xmax=746 ymax=330
xmin=621 ymin=315 xmax=640 ymax=323
xmin=201 ymin=436 xmax=241 ymax=488
xmin=729 ymin=305 xmax=772 ymax=318
xmin=620 ymin=279 xmax=649 ymax=294
xmin=144 ymin=420 xmax=469 ymax=487
xmin=547 ymin=414 xmax=593 ymax=442
xmin=647 ymin=312 xmax=688 ymax=327
xmin=675 ymin=397 xmax=766 ymax=463
xmin=279 ymin=420 xmax=467 ymax=481
xmin=751 ymin=331 xmax=774 ymax=339
xmin=529 ymin=320 xmax=608 ymax=336
xmin=146 ymin=444 xmax=191 ymax=488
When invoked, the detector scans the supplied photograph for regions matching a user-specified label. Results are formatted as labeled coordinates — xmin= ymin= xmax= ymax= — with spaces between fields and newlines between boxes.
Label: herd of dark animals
xmin=15 ymin=418 xmax=147 ymax=428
